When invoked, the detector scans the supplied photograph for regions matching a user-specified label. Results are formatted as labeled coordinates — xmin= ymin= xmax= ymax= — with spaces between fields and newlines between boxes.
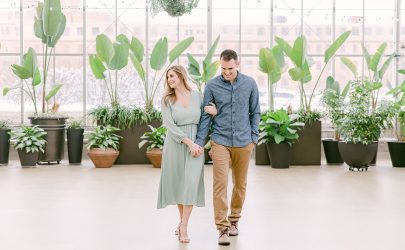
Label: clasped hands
xmin=189 ymin=143 xmax=204 ymax=157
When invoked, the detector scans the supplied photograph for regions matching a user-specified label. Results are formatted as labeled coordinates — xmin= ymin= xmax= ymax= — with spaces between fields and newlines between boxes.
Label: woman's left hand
xmin=204 ymin=102 xmax=217 ymax=116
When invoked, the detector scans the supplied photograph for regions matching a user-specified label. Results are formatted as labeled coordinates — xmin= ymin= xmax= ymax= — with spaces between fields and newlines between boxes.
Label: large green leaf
xmin=130 ymin=36 xmax=144 ymax=62
xmin=288 ymin=67 xmax=304 ymax=81
xmin=89 ymin=55 xmax=106 ymax=79
xmin=169 ymin=37 xmax=194 ymax=63
xmin=362 ymin=43 xmax=371 ymax=68
xmin=45 ymin=84 xmax=63 ymax=101
xmin=43 ymin=0 xmax=63 ymax=37
xmin=49 ymin=13 xmax=66 ymax=47
xmin=150 ymin=37 xmax=168 ymax=71
xmin=23 ymin=48 xmax=37 ymax=76
xmin=129 ymin=53 xmax=146 ymax=82
xmin=274 ymin=134 xmax=285 ymax=144
xmin=275 ymin=37 xmax=292 ymax=58
xmin=291 ymin=36 xmax=306 ymax=67
xmin=203 ymin=35 xmax=220 ymax=66
xmin=302 ymin=61 xmax=312 ymax=83
xmin=326 ymin=76 xmax=340 ymax=93
xmin=108 ymin=42 xmax=129 ymax=70
xmin=116 ymin=34 xmax=130 ymax=45
xmin=96 ymin=34 xmax=114 ymax=64
xmin=378 ymin=54 xmax=393 ymax=80
xmin=11 ymin=64 xmax=31 ymax=79
xmin=203 ymin=61 xmax=219 ymax=82
xmin=341 ymin=82 xmax=351 ymax=99
xmin=369 ymin=42 xmax=387 ymax=72
xmin=398 ymin=69 xmax=405 ymax=75
xmin=259 ymin=48 xmax=276 ymax=74
xmin=187 ymin=53 xmax=200 ymax=77
xmin=340 ymin=57 xmax=357 ymax=76
xmin=33 ymin=68 xmax=41 ymax=86
xmin=324 ymin=31 xmax=351 ymax=63
xmin=272 ymin=45 xmax=285 ymax=70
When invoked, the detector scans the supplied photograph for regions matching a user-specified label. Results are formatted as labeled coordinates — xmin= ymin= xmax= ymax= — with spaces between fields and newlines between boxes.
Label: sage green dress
xmin=157 ymin=90 xmax=205 ymax=209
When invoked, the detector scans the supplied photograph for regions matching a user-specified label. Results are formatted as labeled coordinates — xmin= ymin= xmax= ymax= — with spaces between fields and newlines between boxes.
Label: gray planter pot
xmin=29 ymin=117 xmax=67 ymax=164
xmin=290 ymin=121 xmax=322 ymax=165
xmin=0 ymin=129 xmax=11 ymax=165
xmin=18 ymin=149 xmax=39 ymax=167
xmin=338 ymin=141 xmax=378 ymax=171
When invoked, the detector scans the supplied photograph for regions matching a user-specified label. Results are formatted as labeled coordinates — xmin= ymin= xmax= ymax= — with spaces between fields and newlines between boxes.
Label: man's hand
xmin=204 ymin=102 xmax=217 ymax=116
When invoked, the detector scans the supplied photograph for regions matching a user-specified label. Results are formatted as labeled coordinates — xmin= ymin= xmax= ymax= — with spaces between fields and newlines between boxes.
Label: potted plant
xmin=275 ymin=31 xmax=351 ymax=165
xmin=150 ymin=0 xmax=200 ymax=17
xmin=321 ymin=76 xmax=350 ymax=164
xmin=87 ymin=125 xmax=121 ymax=168
xmin=9 ymin=125 xmax=47 ymax=167
xmin=258 ymin=109 xmax=304 ymax=169
xmin=341 ymin=42 xmax=395 ymax=165
xmin=4 ymin=0 xmax=67 ymax=164
xmin=67 ymin=119 xmax=85 ymax=165
xmin=337 ymin=79 xmax=396 ymax=171
xmin=0 ymin=120 xmax=11 ymax=165
xmin=387 ymin=69 xmax=405 ymax=167
xmin=138 ymin=125 xmax=167 ymax=168
xmin=187 ymin=35 xmax=220 ymax=163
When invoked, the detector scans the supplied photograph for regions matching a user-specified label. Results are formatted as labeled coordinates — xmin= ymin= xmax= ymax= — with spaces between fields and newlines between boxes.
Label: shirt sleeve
xmin=195 ymin=84 xmax=214 ymax=147
xmin=161 ymin=99 xmax=187 ymax=144
xmin=249 ymin=80 xmax=261 ymax=144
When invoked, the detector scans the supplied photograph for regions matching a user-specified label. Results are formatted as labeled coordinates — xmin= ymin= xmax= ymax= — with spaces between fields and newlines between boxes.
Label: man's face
xmin=220 ymin=58 xmax=239 ymax=82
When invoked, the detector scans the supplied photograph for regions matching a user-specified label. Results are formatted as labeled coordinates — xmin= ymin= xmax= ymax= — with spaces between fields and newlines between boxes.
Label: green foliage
xmin=89 ymin=34 xmax=130 ymax=107
xmin=258 ymin=109 xmax=305 ymax=146
xmin=88 ymin=105 xmax=162 ymax=129
xmin=187 ymin=35 xmax=220 ymax=93
xmin=275 ymin=31 xmax=350 ymax=112
xmin=9 ymin=125 xmax=47 ymax=153
xmin=138 ymin=125 xmax=167 ymax=151
xmin=67 ymin=119 xmax=84 ymax=129
xmin=337 ymin=79 xmax=397 ymax=144
xmin=87 ymin=125 xmax=121 ymax=150
xmin=0 ymin=120 xmax=11 ymax=130
xmin=129 ymin=36 xmax=194 ymax=110
xmin=297 ymin=109 xmax=322 ymax=124
xmin=258 ymin=45 xmax=285 ymax=111
xmin=150 ymin=0 xmax=199 ymax=17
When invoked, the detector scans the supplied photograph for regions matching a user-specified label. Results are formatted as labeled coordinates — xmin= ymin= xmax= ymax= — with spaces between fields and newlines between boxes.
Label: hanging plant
xmin=150 ymin=0 xmax=199 ymax=17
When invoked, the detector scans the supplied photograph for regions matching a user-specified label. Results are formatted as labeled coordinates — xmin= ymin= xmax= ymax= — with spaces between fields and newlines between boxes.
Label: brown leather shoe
xmin=229 ymin=221 xmax=239 ymax=236
xmin=218 ymin=228 xmax=230 ymax=245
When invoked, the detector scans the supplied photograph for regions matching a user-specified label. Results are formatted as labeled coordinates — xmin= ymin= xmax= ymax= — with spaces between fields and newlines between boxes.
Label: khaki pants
xmin=210 ymin=140 xmax=254 ymax=230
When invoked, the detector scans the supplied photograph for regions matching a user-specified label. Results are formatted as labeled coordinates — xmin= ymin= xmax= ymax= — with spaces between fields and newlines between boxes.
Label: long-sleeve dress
xmin=157 ymin=90 xmax=205 ymax=208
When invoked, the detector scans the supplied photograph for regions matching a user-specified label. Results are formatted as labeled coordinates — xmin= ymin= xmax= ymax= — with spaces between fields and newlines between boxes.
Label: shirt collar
xmin=220 ymin=71 xmax=240 ymax=84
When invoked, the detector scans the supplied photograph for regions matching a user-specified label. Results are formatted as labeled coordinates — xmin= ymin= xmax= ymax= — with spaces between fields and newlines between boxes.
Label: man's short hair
xmin=220 ymin=49 xmax=238 ymax=62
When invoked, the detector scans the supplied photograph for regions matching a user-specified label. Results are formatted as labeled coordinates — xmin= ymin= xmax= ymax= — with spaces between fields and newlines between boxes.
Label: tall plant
xmin=3 ymin=0 xmax=66 ymax=115
xmin=129 ymin=36 xmax=194 ymax=110
xmin=387 ymin=69 xmax=405 ymax=140
xmin=341 ymin=42 xmax=394 ymax=113
xmin=187 ymin=35 xmax=220 ymax=93
xmin=88 ymin=34 xmax=130 ymax=107
xmin=275 ymin=31 xmax=351 ymax=113
xmin=258 ymin=45 xmax=285 ymax=111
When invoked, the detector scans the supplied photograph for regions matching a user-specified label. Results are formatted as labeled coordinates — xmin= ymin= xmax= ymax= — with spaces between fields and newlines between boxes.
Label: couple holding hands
xmin=157 ymin=49 xmax=260 ymax=246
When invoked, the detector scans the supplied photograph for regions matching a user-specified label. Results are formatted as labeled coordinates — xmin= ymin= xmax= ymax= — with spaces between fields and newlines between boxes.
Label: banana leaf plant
xmin=341 ymin=42 xmax=394 ymax=113
xmin=88 ymin=34 xmax=130 ymax=107
xmin=387 ymin=69 xmax=405 ymax=141
xmin=275 ymin=31 xmax=351 ymax=113
xmin=321 ymin=76 xmax=350 ymax=140
xmin=3 ymin=48 xmax=42 ymax=114
xmin=128 ymin=36 xmax=194 ymax=111
xmin=258 ymin=45 xmax=285 ymax=111
xmin=3 ymin=0 xmax=66 ymax=115
xmin=187 ymin=35 xmax=220 ymax=93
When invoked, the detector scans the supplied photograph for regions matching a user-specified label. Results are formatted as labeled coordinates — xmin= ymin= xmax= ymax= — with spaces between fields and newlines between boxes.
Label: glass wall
xmin=0 ymin=0 xmax=403 ymax=125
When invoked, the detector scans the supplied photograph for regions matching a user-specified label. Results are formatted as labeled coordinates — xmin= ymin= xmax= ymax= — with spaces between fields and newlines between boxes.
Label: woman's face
xmin=167 ymin=70 xmax=182 ymax=89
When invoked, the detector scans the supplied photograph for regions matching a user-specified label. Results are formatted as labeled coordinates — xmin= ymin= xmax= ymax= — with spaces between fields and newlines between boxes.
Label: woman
xmin=157 ymin=65 xmax=216 ymax=243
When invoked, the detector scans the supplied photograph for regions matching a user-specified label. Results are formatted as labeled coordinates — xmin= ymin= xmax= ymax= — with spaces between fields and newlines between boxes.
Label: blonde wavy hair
xmin=162 ymin=65 xmax=192 ymax=106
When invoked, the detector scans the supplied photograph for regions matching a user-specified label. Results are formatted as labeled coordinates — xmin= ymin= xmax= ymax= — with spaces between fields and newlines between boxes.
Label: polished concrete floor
xmin=1 ymin=153 xmax=405 ymax=250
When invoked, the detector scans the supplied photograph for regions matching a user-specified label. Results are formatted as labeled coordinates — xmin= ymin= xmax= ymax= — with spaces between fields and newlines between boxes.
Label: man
xmin=195 ymin=49 xmax=260 ymax=246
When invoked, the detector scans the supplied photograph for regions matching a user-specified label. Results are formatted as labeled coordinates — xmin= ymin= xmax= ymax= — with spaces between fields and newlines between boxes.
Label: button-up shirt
xmin=195 ymin=72 xmax=260 ymax=148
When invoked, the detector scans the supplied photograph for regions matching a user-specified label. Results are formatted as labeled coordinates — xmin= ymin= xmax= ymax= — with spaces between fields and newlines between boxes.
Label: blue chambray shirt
xmin=195 ymin=72 xmax=261 ymax=148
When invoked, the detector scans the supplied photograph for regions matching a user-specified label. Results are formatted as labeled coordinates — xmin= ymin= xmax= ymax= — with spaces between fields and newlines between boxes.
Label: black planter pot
xmin=114 ymin=120 xmax=161 ymax=164
xmin=266 ymin=143 xmax=291 ymax=169
xmin=29 ymin=117 xmax=67 ymax=164
xmin=388 ymin=141 xmax=405 ymax=167
xmin=0 ymin=129 xmax=11 ymax=165
xmin=369 ymin=146 xmax=378 ymax=166
xmin=290 ymin=121 xmax=321 ymax=165
xmin=255 ymin=143 xmax=270 ymax=165
xmin=322 ymin=139 xmax=343 ymax=164
xmin=338 ymin=141 xmax=378 ymax=171
xmin=18 ymin=150 xmax=39 ymax=167
xmin=67 ymin=128 xmax=84 ymax=164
